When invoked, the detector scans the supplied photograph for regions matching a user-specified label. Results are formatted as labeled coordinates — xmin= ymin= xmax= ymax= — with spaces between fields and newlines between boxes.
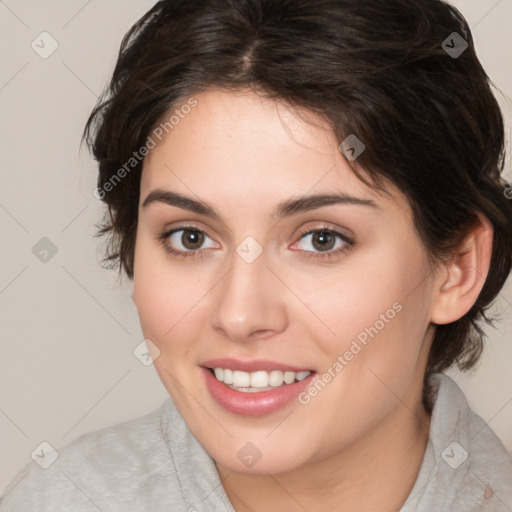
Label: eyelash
xmin=157 ymin=225 xmax=356 ymax=261
xmin=295 ymin=227 xmax=356 ymax=260
xmin=157 ymin=225 xmax=213 ymax=260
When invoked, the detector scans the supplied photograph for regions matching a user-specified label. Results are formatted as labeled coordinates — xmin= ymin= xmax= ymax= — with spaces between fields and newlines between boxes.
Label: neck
xmin=218 ymin=388 xmax=431 ymax=512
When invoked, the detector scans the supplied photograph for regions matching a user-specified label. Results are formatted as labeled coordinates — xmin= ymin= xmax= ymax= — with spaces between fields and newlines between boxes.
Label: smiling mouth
xmin=208 ymin=367 xmax=313 ymax=392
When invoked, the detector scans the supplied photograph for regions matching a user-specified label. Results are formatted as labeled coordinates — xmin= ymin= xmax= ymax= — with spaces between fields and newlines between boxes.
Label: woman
xmin=1 ymin=0 xmax=511 ymax=510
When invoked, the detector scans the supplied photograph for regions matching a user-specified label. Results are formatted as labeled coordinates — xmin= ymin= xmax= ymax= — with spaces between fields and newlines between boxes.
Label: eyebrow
xmin=141 ymin=189 xmax=379 ymax=220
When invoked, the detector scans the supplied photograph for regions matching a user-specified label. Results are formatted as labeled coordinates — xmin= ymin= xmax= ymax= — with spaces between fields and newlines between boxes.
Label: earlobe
xmin=430 ymin=213 xmax=493 ymax=325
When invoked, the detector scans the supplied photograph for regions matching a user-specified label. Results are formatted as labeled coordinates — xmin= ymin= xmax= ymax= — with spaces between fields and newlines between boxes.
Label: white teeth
xmin=268 ymin=370 xmax=284 ymax=387
xmin=232 ymin=370 xmax=250 ymax=387
xmin=283 ymin=371 xmax=296 ymax=384
xmin=223 ymin=368 xmax=234 ymax=385
xmin=211 ymin=368 xmax=312 ymax=389
xmin=250 ymin=371 xmax=268 ymax=388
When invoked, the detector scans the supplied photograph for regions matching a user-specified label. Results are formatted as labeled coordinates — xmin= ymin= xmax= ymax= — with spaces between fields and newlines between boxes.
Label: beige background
xmin=0 ymin=0 xmax=511 ymax=495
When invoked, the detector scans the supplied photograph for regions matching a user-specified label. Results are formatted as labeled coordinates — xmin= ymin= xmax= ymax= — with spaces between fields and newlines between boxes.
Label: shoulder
xmin=0 ymin=399 xmax=185 ymax=512
xmin=415 ymin=373 xmax=512 ymax=511
xmin=461 ymin=380 xmax=512 ymax=511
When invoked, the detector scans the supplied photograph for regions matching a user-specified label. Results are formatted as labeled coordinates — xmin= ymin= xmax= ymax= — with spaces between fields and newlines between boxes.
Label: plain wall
xmin=1 ymin=0 xmax=511 ymax=495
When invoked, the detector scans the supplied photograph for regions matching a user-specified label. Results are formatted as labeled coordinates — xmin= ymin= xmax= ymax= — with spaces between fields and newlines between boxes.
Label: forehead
xmin=140 ymin=88 xmax=403 ymax=213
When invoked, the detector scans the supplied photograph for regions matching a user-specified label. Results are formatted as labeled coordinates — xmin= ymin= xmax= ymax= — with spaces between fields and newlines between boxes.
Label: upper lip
xmin=200 ymin=358 xmax=314 ymax=373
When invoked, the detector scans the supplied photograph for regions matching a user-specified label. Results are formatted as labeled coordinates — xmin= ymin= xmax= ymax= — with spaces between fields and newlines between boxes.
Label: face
xmin=133 ymin=89 xmax=437 ymax=475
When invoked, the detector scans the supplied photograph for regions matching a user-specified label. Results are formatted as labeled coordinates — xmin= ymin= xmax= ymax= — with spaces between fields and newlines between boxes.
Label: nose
xmin=209 ymin=250 xmax=288 ymax=343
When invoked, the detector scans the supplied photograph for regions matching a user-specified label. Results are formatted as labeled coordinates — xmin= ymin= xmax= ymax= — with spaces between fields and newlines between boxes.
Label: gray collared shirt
xmin=1 ymin=373 xmax=511 ymax=511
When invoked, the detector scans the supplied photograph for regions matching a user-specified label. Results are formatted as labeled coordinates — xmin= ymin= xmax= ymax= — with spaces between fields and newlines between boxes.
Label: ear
xmin=430 ymin=212 xmax=493 ymax=325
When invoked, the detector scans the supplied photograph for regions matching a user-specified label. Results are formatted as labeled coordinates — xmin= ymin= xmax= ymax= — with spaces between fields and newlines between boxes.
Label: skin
xmin=132 ymin=89 xmax=493 ymax=511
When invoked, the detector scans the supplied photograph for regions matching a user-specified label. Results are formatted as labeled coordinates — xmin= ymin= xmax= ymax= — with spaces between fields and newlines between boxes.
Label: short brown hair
xmin=83 ymin=0 xmax=512 ymax=375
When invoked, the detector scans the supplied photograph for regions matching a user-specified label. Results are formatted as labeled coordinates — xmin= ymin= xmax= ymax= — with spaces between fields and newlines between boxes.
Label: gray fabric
xmin=401 ymin=374 xmax=512 ymax=512
xmin=1 ymin=373 xmax=511 ymax=511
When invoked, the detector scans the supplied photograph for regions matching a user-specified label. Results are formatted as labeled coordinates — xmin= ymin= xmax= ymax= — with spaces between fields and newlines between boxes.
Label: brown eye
xmin=161 ymin=227 xmax=218 ymax=258
xmin=292 ymin=227 xmax=355 ymax=260
xmin=180 ymin=229 xmax=205 ymax=250
xmin=311 ymin=230 xmax=336 ymax=251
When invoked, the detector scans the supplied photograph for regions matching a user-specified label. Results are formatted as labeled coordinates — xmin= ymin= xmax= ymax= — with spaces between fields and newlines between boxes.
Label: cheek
xmin=290 ymin=247 xmax=431 ymax=378
xmin=134 ymin=275 xmax=198 ymax=341
xmin=133 ymin=241 xmax=176 ymax=338
xmin=292 ymin=269 xmax=430 ymax=444
xmin=132 ymin=259 xmax=207 ymax=404
xmin=132 ymin=243 xmax=211 ymax=355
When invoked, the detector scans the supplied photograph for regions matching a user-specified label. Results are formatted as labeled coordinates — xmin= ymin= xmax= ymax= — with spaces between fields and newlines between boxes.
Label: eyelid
xmin=158 ymin=223 xmax=220 ymax=259
xmin=290 ymin=226 xmax=354 ymax=252
xmin=162 ymin=222 xmax=217 ymax=242
xmin=168 ymin=228 xmax=219 ymax=248
xmin=292 ymin=222 xmax=354 ymax=244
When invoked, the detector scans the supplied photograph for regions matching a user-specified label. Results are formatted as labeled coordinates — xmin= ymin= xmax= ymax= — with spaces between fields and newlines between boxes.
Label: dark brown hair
xmin=83 ymin=0 xmax=512 ymax=375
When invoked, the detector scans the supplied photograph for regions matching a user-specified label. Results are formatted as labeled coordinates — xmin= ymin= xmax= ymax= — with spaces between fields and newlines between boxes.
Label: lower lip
xmin=201 ymin=367 xmax=315 ymax=416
